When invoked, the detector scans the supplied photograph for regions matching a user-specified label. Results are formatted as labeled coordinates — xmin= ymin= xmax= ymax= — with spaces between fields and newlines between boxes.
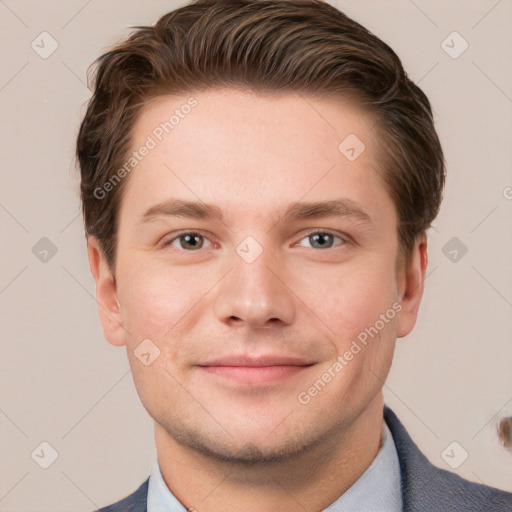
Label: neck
xmin=154 ymin=394 xmax=384 ymax=512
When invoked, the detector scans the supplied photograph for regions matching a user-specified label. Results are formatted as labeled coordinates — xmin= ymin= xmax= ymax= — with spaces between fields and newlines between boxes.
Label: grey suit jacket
xmin=95 ymin=406 xmax=512 ymax=511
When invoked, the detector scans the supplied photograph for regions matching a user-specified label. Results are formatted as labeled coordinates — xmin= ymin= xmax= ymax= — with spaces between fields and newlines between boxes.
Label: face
xmin=89 ymin=88 xmax=426 ymax=463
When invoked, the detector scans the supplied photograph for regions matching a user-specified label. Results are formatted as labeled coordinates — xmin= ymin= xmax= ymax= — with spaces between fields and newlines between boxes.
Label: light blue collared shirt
xmin=147 ymin=421 xmax=402 ymax=512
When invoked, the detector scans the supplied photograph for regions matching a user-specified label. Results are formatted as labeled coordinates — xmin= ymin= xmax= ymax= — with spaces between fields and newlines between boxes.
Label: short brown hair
xmin=76 ymin=0 xmax=445 ymax=271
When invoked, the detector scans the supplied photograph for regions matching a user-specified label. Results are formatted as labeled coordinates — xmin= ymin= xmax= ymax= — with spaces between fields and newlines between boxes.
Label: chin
xmin=190 ymin=437 xmax=311 ymax=465
xmin=163 ymin=416 xmax=328 ymax=466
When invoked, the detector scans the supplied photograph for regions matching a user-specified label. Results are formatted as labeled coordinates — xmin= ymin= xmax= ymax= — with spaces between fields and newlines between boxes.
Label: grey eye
xmin=297 ymin=231 xmax=344 ymax=249
xmin=309 ymin=233 xmax=334 ymax=249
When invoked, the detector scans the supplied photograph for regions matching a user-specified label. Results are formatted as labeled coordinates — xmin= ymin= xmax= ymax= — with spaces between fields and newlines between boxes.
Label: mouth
xmin=197 ymin=354 xmax=316 ymax=385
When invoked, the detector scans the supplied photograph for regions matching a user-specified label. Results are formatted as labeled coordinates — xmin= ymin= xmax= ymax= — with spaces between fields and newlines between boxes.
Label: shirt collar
xmin=323 ymin=421 xmax=402 ymax=511
xmin=147 ymin=420 xmax=402 ymax=512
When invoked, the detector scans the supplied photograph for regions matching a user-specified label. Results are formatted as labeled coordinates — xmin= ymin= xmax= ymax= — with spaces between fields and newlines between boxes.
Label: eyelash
xmin=162 ymin=229 xmax=348 ymax=251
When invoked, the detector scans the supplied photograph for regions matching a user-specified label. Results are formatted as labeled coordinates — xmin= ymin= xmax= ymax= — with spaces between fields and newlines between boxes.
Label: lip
xmin=197 ymin=354 xmax=316 ymax=385
xmin=199 ymin=354 xmax=316 ymax=367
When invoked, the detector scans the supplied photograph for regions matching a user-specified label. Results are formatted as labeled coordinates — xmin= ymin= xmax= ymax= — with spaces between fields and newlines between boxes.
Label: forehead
xmin=121 ymin=88 xmax=392 ymax=226
xmin=133 ymin=88 xmax=376 ymax=163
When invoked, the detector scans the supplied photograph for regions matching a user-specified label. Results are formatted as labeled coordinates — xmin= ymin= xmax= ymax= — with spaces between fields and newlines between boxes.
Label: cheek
xmin=298 ymin=255 xmax=399 ymax=342
xmin=116 ymin=259 xmax=210 ymax=341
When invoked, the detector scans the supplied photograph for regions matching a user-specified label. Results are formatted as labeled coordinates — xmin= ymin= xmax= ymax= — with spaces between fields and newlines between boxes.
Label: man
xmin=76 ymin=1 xmax=512 ymax=510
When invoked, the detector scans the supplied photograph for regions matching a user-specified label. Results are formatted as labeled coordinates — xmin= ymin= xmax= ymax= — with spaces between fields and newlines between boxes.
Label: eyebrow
xmin=139 ymin=198 xmax=373 ymax=226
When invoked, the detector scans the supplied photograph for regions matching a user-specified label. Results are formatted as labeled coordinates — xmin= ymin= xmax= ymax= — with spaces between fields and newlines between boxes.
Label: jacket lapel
xmin=383 ymin=405 xmax=511 ymax=511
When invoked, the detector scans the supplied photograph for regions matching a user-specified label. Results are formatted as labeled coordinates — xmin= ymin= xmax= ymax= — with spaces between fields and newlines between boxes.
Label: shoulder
xmin=384 ymin=406 xmax=512 ymax=511
xmin=93 ymin=478 xmax=149 ymax=512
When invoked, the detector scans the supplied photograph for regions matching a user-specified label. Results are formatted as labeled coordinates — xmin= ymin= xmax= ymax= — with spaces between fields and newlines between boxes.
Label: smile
xmin=197 ymin=364 xmax=315 ymax=385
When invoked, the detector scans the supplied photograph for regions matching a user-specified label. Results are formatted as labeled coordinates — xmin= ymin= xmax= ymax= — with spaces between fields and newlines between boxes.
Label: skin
xmin=88 ymin=88 xmax=427 ymax=511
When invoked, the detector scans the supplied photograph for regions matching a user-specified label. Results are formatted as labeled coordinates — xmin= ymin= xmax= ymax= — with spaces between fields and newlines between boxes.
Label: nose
xmin=212 ymin=247 xmax=296 ymax=329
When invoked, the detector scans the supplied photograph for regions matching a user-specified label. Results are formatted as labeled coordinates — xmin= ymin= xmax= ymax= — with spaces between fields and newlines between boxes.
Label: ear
xmin=396 ymin=233 xmax=428 ymax=338
xmin=87 ymin=236 xmax=126 ymax=347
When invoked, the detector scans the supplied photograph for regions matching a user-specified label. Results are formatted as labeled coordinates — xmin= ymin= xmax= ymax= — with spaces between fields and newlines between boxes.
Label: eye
xmin=164 ymin=232 xmax=213 ymax=251
xmin=297 ymin=230 xmax=346 ymax=249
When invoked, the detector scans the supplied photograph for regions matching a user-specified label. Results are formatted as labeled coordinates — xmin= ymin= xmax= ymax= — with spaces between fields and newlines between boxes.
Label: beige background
xmin=0 ymin=0 xmax=511 ymax=510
